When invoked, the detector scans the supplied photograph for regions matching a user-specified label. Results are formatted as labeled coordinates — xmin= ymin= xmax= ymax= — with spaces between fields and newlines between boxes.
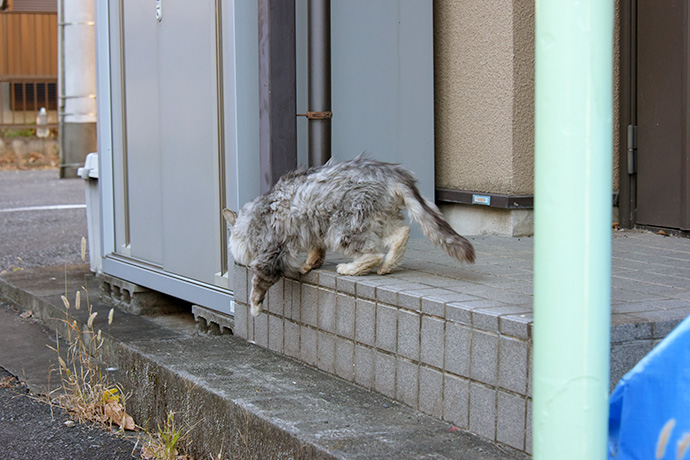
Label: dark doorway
xmin=620 ymin=0 xmax=690 ymax=233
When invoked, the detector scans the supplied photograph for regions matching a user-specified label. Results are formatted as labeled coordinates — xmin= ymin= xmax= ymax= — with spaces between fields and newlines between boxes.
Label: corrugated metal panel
xmin=6 ymin=0 xmax=57 ymax=13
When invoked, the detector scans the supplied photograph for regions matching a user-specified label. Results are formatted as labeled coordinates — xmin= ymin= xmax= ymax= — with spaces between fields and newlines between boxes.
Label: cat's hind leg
xmin=337 ymin=253 xmax=384 ymax=276
xmin=378 ymin=225 xmax=410 ymax=275
xmin=300 ymin=247 xmax=326 ymax=274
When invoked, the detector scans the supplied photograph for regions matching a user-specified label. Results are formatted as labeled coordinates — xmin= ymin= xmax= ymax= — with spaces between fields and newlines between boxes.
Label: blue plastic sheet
xmin=609 ymin=315 xmax=690 ymax=460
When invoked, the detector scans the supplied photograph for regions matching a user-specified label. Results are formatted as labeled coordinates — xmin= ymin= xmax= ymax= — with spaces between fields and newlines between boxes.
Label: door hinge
xmin=627 ymin=124 xmax=637 ymax=175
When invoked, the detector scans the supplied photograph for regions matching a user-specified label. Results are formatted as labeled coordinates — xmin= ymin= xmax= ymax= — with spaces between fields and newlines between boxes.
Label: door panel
xmin=121 ymin=0 xmax=223 ymax=286
xmin=636 ymin=0 xmax=690 ymax=230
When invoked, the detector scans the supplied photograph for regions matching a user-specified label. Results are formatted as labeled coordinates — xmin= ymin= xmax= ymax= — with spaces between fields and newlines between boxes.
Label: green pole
xmin=533 ymin=0 xmax=613 ymax=459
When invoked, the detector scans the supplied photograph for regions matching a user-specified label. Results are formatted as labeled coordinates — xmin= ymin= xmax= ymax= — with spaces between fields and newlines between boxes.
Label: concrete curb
xmin=0 ymin=265 xmax=528 ymax=460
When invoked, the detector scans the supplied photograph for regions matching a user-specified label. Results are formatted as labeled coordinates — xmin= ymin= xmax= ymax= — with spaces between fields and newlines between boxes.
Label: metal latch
xmin=627 ymin=124 xmax=637 ymax=175
xmin=297 ymin=111 xmax=332 ymax=120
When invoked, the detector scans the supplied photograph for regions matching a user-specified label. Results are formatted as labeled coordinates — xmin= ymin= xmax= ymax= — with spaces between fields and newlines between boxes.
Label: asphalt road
xmin=0 ymin=170 xmax=88 ymax=273
xmin=0 ymin=170 xmax=139 ymax=459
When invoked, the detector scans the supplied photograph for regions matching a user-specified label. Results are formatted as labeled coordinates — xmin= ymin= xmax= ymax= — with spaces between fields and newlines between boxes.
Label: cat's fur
xmin=223 ymin=156 xmax=475 ymax=316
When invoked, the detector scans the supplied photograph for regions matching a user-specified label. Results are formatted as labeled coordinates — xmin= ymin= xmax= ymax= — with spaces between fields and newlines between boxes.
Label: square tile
xmin=469 ymin=382 xmax=496 ymax=441
xmin=284 ymin=320 xmax=300 ymax=358
xmin=354 ymin=345 xmax=375 ymax=388
xmin=396 ymin=358 xmax=419 ymax=408
xmin=498 ymin=336 xmax=528 ymax=395
xmin=233 ymin=302 xmax=248 ymax=339
xmin=445 ymin=322 xmax=471 ymax=377
xmin=268 ymin=315 xmax=283 ymax=352
xmin=376 ymin=304 xmax=398 ymax=353
xmin=232 ymin=265 xmax=248 ymax=304
xmin=335 ymin=338 xmax=355 ymax=381
xmin=443 ymin=374 xmax=469 ymax=429
xmin=374 ymin=352 xmax=397 ymax=398
xmin=470 ymin=330 xmax=498 ymax=385
xmin=420 ymin=316 xmax=444 ymax=369
xmin=336 ymin=294 xmax=356 ymax=339
xmin=284 ymin=279 xmax=300 ymax=322
xmin=319 ymin=289 xmax=336 ymax=333
xmin=253 ymin=312 xmax=268 ymax=348
xmin=355 ymin=299 xmax=376 ymax=346
xmin=267 ymin=278 xmax=284 ymax=315
xmin=497 ymin=391 xmax=526 ymax=450
xmin=300 ymin=326 xmax=317 ymax=366
xmin=301 ymin=284 xmax=318 ymax=327
xmin=397 ymin=309 xmax=420 ymax=361
xmin=317 ymin=332 xmax=335 ymax=374
xmin=419 ymin=366 xmax=443 ymax=418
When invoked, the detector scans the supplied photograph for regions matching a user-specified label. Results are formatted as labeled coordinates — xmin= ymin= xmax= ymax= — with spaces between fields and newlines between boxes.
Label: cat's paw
xmin=299 ymin=264 xmax=313 ymax=275
xmin=250 ymin=302 xmax=263 ymax=317
xmin=336 ymin=263 xmax=365 ymax=276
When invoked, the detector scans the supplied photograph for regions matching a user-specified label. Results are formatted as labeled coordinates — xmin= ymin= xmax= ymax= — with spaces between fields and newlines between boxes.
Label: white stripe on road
xmin=0 ymin=204 xmax=87 ymax=213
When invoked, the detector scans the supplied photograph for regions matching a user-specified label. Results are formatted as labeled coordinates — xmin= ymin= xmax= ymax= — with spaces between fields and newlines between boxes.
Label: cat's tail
xmin=394 ymin=172 xmax=475 ymax=264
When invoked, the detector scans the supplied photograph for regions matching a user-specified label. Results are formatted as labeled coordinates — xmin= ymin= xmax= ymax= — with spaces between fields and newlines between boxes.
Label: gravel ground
xmin=0 ymin=367 xmax=137 ymax=460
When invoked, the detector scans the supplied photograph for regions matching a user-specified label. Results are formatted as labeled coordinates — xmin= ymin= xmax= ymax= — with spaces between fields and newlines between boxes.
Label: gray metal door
xmin=109 ymin=0 xmax=227 ymax=299
xmin=635 ymin=0 xmax=690 ymax=230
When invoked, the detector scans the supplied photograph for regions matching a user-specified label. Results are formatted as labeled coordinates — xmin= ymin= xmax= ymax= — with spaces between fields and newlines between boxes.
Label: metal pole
xmin=307 ymin=0 xmax=331 ymax=167
xmin=533 ymin=1 xmax=613 ymax=459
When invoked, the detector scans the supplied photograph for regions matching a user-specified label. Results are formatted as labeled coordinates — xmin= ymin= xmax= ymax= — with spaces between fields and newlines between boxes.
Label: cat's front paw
xmin=250 ymin=302 xmax=263 ymax=317
xmin=336 ymin=263 xmax=365 ymax=276
xmin=299 ymin=264 xmax=313 ymax=275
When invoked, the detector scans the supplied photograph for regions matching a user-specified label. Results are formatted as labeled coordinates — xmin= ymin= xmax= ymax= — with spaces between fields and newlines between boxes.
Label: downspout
xmin=533 ymin=1 xmax=613 ymax=459
xmin=306 ymin=0 xmax=331 ymax=167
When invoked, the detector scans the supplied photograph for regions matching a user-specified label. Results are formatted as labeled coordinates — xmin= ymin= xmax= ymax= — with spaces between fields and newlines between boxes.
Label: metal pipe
xmin=533 ymin=1 xmax=614 ymax=459
xmin=307 ymin=0 xmax=331 ymax=167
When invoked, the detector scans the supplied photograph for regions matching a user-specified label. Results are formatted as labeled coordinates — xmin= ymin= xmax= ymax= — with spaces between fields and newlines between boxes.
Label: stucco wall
xmin=434 ymin=0 xmax=620 ymax=197
xmin=434 ymin=0 xmax=535 ymax=195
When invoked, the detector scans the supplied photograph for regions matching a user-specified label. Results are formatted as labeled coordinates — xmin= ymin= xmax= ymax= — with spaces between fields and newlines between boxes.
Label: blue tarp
xmin=609 ymin=315 xmax=690 ymax=460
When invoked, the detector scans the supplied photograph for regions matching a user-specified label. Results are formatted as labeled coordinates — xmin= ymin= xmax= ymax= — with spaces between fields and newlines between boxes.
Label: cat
xmin=223 ymin=156 xmax=475 ymax=317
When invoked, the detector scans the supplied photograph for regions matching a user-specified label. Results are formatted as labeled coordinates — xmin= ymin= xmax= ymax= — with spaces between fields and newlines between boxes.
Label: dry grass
xmin=49 ymin=284 xmax=135 ymax=431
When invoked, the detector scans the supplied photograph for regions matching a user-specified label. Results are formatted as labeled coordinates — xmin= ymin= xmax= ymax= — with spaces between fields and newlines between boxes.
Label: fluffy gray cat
xmin=223 ymin=156 xmax=475 ymax=316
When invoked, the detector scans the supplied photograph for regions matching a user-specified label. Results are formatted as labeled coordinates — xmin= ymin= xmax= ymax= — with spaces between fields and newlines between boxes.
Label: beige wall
xmin=434 ymin=0 xmax=535 ymax=195
xmin=434 ymin=0 xmax=620 ymax=197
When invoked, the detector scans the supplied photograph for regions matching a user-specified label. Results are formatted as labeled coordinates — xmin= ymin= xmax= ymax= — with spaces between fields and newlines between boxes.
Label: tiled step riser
xmin=233 ymin=266 xmax=534 ymax=454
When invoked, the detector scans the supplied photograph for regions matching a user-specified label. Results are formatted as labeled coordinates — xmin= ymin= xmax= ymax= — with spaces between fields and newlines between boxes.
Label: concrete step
xmin=0 ymin=264 xmax=528 ymax=460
